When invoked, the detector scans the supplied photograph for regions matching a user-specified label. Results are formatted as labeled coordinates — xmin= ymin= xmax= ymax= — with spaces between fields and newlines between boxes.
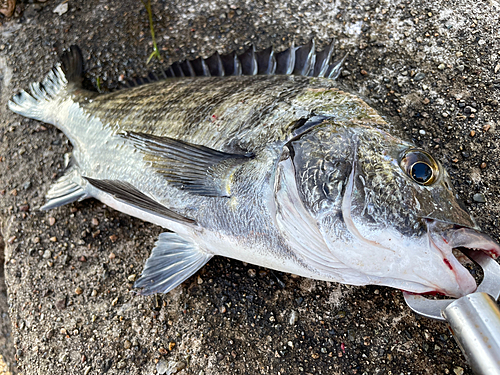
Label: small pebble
xmin=168 ymin=342 xmax=176 ymax=351
xmin=91 ymin=218 xmax=99 ymax=226
xmin=157 ymin=360 xmax=185 ymax=375
xmin=116 ymin=361 xmax=126 ymax=370
xmin=480 ymin=162 xmax=487 ymax=169
xmin=55 ymin=298 xmax=67 ymax=310
xmin=419 ymin=129 xmax=426 ymax=135
xmin=111 ymin=297 xmax=119 ymax=306
xmin=470 ymin=130 xmax=475 ymax=137
xmin=197 ymin=276 xmax=203 ymax=284
xmin=159 ymin=347 xmax=168 ymax=355
xmin=109 ymin=252 xmax=116 ymax=260
xmin=454 ymin=367 xmax=464 ymax=375
xmin=289 ymin=310 xmax=298 ymax=325
xmin=127 ymin=274 xmax=137 ymax=282
xmin=50 ymin=236 xmax=57 ymax=242
xmin=43 ymin=250 xmax=52 ymax=259
xmin=53 ymin=2 xmax=68 ymax=15
xmin=473 ymin=193 xmax=486 ymax=203
xmin=247 ymin=269 xmax=257 ymax=277
xmin=75 ymin=287 xmax=83 ymax=295
xmin=19 ymin=204 xmax=30 ymax=212
xmin=91 ymin=290 xmax=98 ymax=297
xmin=45 ymin=329 xmax=54 ymax=340
xmin=109 ymin=234 xmax=118 ymax=242
xmin=360 ymin=69 xmax=368 ymax=76
xmin=124 ymin=340 xmax=132 ymax=349
xmin=438 ymin=63 xmax=446 ymax=70
xmin=156 ymin=360 xmax=170 ymax=375
xmin=49 ymin=217 xmax=56 ymax=226
xmin=414 ymin=72 xmax=425 ymax=81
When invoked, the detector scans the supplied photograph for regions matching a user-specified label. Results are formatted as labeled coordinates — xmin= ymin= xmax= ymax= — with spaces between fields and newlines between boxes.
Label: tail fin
xmin=8 ymin=46 xmax=84 ymax=121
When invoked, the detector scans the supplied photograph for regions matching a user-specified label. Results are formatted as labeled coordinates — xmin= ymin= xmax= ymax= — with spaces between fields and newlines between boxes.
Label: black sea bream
xmin=9 ymin=42 xmax=500 ymax=298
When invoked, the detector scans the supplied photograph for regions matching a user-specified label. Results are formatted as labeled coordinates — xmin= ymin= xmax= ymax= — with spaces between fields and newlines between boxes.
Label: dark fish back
xmin=81 ymin=75 xmax=337 ymax=152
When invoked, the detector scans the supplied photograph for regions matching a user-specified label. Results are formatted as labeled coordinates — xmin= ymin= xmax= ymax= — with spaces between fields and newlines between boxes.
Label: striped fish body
xmin=9 ymin=44 xmax=500 ymax=297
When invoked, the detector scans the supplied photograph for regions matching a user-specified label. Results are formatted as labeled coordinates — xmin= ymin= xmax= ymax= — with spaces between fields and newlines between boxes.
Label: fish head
xmin=287 ymin=122 xmax=500 ymax=297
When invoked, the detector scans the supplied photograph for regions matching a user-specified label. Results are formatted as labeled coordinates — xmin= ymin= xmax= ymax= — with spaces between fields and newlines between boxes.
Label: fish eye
xmin=400 ymin=149 xmax=439 ymax=186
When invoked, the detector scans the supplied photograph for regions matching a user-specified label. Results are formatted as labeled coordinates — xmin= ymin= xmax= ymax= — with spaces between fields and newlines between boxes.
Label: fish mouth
xmin=426 ymin=219 xmax=500 ymax=297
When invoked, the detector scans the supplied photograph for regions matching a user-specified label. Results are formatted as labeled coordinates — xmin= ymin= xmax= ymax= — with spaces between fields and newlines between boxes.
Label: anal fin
xmin=134 ymin=232 xmax=213 ymax=295
xmin=41 ymin=167 xmax=89 ymax=211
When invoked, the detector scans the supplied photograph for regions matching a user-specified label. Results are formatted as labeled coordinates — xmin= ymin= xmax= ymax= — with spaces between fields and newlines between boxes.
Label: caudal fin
xmin=8 ymin=46 xmax=84 ymax=121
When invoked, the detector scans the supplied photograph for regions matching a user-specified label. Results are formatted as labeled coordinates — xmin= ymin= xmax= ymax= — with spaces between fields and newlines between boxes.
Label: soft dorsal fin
xmin=8 ymin=45 xmax=85 ymax=120
xmin=134 ymin=232 xmax=213 ymax=295
xmin=61 ymin=45 xmax=84 ymax=86
xmin=84 ymin=177 xmax=195 ymax=224
xmin=123 ymin=132 xmax=253 ymax=197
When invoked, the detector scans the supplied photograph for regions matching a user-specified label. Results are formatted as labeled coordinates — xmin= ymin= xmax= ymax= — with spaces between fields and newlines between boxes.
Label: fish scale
xmin=84 ymin=75 xmax=372 ymax=151
xmin=8 ymin=43 xmax=500 ymax=300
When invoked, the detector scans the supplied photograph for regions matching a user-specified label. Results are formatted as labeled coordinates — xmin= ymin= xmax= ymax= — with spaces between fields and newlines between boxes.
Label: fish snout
xmin=426 ymin=220 xmax=500 ymax=297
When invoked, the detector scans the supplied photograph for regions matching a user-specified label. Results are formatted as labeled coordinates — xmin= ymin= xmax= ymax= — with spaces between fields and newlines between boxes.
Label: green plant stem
xmin=141 ymin=0 xmax=161 ymax=63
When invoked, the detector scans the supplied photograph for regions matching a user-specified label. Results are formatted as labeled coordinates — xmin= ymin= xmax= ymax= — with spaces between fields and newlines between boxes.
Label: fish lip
xmin=425 ymin=218 xmax=500 ymax=297
xmin=426 ymin=218 xmax=500 ymax=259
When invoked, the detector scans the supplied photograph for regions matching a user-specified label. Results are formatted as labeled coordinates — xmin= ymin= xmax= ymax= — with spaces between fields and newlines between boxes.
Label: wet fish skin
xmin=8 ymin=44 xmax=500 ymax=298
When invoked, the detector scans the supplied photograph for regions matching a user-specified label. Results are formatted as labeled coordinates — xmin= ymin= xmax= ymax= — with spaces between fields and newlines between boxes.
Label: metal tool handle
xmin=442 ymin=292 xmax=500 ymax=375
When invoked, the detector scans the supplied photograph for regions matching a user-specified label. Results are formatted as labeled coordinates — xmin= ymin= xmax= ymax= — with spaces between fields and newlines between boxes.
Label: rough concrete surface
xmin=1 ymin=0 xmax=500 ymax=374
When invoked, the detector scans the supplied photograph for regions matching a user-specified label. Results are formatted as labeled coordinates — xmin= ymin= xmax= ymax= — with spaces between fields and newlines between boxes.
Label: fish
xmin=8 ymin=41 xmax=500 ymax=298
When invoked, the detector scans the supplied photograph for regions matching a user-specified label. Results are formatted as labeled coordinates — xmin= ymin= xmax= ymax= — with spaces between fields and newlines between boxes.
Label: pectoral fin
xmin=84 ymin=177 xmax=195 ymax=225
xmin=134 ymin=232 xmax=212 ymax=295
xmin=123 ymin=131 xmax=253 ymax=197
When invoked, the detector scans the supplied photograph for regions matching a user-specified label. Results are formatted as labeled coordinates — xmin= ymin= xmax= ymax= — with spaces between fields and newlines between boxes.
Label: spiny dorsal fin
xmin=123 ymin=131 xmax=253 ymax=197
xmin=238 ymin=45 xmax=258 ymax=75
xmin=220 ymin=51 xmax=242 ymax=76
xmin=120 ymin=40 xmax=345 ymax=90
xmin=255 ymin=46 xmax=276 ymax=75
xmin=275 ymin=40 xmax=296 ymax=75
xmin=293 ymin=40 xmax=316 ymax=76
xmin=84 ymin=177 xmax=195 ymax=224
xmin=205 ymin=52 xmax=225 ymax=76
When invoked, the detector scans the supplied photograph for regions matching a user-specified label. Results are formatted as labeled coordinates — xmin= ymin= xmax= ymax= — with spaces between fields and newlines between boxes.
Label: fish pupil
xmin=411 ymin=162 xmax=432 ymax=183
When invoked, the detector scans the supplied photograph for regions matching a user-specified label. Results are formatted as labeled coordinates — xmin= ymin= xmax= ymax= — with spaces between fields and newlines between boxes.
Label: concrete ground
xmin=1 ymin=0 xmax=500 ymax=374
